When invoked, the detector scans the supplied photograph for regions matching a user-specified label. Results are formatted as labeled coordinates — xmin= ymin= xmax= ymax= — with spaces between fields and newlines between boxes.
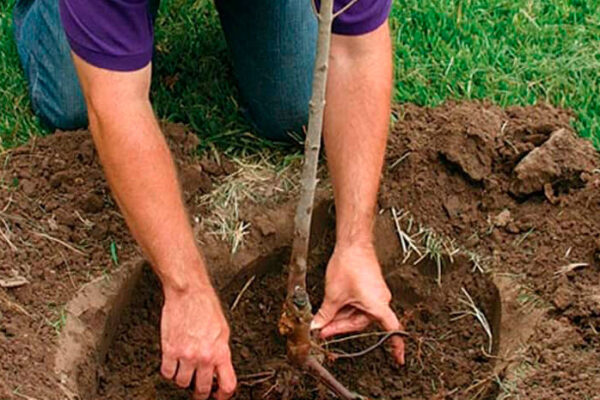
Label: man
xmin=13 ymin=0 xmax=404 ymax=398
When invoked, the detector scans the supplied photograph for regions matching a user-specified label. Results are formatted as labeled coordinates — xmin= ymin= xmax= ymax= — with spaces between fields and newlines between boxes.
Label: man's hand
xmin=311 ymin=244 xmax=405 ymax=365
xmin=160 ymin=283 xmax=237 ymax=400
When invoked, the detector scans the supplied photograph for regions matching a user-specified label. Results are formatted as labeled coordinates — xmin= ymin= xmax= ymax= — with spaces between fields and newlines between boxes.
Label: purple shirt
xmin=59 ymin=0 xmax=392 ymax=72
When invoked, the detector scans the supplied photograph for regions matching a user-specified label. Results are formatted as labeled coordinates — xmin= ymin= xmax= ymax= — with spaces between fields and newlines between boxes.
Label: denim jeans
xmin=13 ymin=0 xmax=317 ymax=141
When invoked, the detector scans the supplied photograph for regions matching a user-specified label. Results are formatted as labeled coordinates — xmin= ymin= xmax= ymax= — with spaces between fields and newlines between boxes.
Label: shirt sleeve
xmin=331 ymin=0 xmax=392 ymax=35
xmin=59 ymin=0 xmax=154 ymax=72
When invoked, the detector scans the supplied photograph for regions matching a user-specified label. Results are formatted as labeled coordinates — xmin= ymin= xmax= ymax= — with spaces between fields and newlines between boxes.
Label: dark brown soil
xmin=96 ymin=219 xmax=501 ymax=400
xmin=381 ymin=101 xmax=600 ymax=399
xmin=1 ymin=101 xmax=599 ymax=400
xmin=0 ymin=124 xmax=229 ymax=400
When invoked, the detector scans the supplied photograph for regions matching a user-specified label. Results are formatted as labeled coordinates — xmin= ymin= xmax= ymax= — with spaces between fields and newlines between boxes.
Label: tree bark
xmin=280 ymin=0 xmax=335 ymax=366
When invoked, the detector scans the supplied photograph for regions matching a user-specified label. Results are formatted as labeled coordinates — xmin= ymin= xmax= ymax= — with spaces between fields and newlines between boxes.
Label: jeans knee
xmin=249 ymin=98 xmax=308 ymax=142
xmin=31 ymin=84 xmax=88 ymax=130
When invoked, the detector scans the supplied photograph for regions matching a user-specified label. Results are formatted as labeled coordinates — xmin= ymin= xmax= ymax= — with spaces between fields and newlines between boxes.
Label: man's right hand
xmin=160 ymin=284 xmax=237 ymax=400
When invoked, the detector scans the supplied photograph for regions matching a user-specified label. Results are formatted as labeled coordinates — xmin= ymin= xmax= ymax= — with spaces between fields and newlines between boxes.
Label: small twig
xmin=462 ymin=376 xmax=492 ymax=396
xmin=12 ymin=389 xmax=40 ymax=400
xmin=0 ymin=276 xmax=29 ymax=289
xmin=59 ymin=251 xmax=77 ymax=289
xmin=554 ymin=262 xmax=589 ymax=276
xmin=389 ymin=152 xmax=411 ymax=170
xmin=332 ymin=0 xmax=360 ymax=19
xmin=310 ymin=0 xmax=321 ymax=20
xmin=1 ymin=194 xmax=13 ymax=213
xmin=262 ymin=382 xmax=278 ymax=399
xmin=231 ymin=275 xmax=256 ymax=311
xmin=32 ymin=232 xmax=85 ymax=256
xmin=0 ymin=222 xmax=17 ymax=252
xmin=74 ymin=211 xmax=94 ymax=228
xmin=0 ymin=289 xmax=33 ymax=318
xmin=564 ymin=246 xmax=572 ymax=258
xmin=513 ymin=227 xmax=535 ymax=247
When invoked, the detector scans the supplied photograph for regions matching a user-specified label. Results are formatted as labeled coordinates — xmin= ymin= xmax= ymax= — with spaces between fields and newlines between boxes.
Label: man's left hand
xmin=311 ymin=243 xmax=405 ymax=365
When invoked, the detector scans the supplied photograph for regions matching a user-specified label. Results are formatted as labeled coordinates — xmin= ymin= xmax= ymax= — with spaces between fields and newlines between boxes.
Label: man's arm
xmin=312 ymin=22 xmax=405 ymax=364
xmin=71 ymin=54 xmax=236 ymax=400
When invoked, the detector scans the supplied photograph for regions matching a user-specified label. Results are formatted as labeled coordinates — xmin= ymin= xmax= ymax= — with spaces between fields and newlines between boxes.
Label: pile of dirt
xmin=381 ymin=101 xmax=600 ymax=398
xmin=1 ymin=101 xmax=599 ymax=400
xmin=0 ymin=124 xmax=236 ymax=400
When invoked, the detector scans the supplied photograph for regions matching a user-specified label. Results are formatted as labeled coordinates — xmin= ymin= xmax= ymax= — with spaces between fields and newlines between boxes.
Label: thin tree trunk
xmin=287 ymin=0 xmax=334 ymax=296
xmin=278 ymin=1 xmax=368 ymax=399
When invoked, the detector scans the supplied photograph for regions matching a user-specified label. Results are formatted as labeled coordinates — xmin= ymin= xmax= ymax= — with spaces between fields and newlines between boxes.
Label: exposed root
xmin=391 ymin=208 xmax=421 ymax=259
xmin=230 ymin=275 xmax=256 ymax=311
xmin=322 ymin=329 xmax=409 ymax=346
xmin=305 ymin=357 xmax=368 ymax=400
xmin=0 ymin=288 xmax=33 ymax=318
xmin=239 ymin=370 xmax=277 ymax=387
xmin=0 ymin=217 xmax=18 ymax=252
xmin=326 ymin=330 xmax=409 ymax=360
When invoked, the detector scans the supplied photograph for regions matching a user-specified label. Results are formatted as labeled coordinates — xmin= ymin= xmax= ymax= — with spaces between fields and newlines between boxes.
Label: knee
xmin=32 ymin=91 xmax=88 ymax=130
xmin=30 ymin=76 xmax=88 ymax=131
xmin=247 ymin=95 xmax=309 ymax=142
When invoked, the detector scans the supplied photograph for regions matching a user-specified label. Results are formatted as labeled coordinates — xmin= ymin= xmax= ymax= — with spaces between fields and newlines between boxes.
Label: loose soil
xmin=1 ymin=101 xmax=599 ymax=400
xmin=96 ymin=222 xmax=500 ymax=400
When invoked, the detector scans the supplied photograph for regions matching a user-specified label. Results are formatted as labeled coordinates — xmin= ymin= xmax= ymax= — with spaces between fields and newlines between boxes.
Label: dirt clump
xmin=510 ymin=128 xmax=597 ymax=196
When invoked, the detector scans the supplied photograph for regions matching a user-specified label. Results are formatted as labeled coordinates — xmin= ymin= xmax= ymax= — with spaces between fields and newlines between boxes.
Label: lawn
xmin=1 ymin=0 xmax=599 ymax=150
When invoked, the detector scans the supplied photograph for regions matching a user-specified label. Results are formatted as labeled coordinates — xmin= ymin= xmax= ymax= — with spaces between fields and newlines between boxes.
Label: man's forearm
xmin=91 ymin=104 xmax=207 ymax=289
xmin=73 ymin=56 xmax=209 ymax=292
xmin=324 ymin=22 xmax=392 ymax=248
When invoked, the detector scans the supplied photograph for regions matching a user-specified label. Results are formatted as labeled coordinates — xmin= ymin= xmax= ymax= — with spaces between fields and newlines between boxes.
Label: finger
xmin=160 ymin=355 xmax=178 ymax=380
xmin=193 ymin=364 xmax=215 ymax=400
xmin=375 ymin=308 xmax=406 ymax=365
xmin=328 ymin=305 xmax=357 ymax=322
xmin=174 ymin=360 xmax=195 ymax=388
xmin=320 ymin=312 xmax=372 ymax=338
xmin=311 ymin=299 xmax=343 ymax=331
xmin=214 ymin=359 xmax=237 ymax=400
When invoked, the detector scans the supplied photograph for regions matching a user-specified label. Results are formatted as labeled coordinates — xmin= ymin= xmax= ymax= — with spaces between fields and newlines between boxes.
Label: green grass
xmin=1 ymin=0 xmax=599 ymax=150
xmin=0 ymin=1 xmax=44 ymax=149
xmin=391 ymin=0 xmax=600 ymax=146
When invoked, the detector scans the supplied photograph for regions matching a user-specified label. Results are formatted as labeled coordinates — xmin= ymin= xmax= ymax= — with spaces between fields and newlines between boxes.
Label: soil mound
xmin=382 ymin=101 xmax=600 ymax=399
xmin=0 ymin=124 xmax=230 ymax=400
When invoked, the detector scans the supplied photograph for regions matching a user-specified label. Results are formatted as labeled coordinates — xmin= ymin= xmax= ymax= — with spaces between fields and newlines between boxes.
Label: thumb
xmin=311 ymin=299 xmax=341 ymax=331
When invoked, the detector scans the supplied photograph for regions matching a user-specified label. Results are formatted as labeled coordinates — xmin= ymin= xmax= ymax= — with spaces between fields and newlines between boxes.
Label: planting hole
xmin=92 ymin=213 xmax=502 ymax=400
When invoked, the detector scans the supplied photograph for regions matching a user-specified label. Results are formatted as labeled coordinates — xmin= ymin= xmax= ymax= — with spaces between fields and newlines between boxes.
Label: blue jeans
xmin=13 ymin=0 xmax=317 ymax=141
